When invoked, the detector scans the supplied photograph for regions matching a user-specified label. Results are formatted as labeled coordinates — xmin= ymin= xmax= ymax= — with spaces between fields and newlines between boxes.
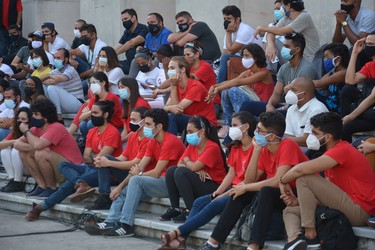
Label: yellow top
xmin=31 ymin=67 xmax=52 ymax=78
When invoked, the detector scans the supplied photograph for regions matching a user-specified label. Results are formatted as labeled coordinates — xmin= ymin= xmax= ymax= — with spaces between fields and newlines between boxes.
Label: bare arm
xmin=313 ymin=70 xmax=346 ymax=89
xmin=345 ymin=38 xmax=367 ymax=85
xmin=267 ymin=81 xmax=284 ymax=110
xmin=174 ymin=33 xmax=199 ymax=47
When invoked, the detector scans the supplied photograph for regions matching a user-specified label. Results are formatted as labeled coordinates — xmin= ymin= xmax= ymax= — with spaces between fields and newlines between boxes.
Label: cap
xmin=41 ymin=22 xmax=55 ymax=31
xmin=31 ymin=30 xmax=43 ymax=38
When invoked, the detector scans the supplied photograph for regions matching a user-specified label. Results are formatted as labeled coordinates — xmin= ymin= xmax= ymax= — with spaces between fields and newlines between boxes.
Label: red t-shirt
xmin=257 ymin=139 xmax=308 ymax=187
xmin=227 ymin=144 xmax=254 ymax=185
xmin=122 ymin=97 xmax=151 ymax=132
xmin=246 ymin=68 xmax=274 ymax=102
xmin=358 ymin=61 xmax=375 ymax=79
xmin=180 ymin=140 xmax=226 ymax=184
xmin=177 ymin=78 xmax=217 ymax=126
xmin=86 ymin=123 xmax=122 ymax=157
xmin=5 ymin=132 xmax=12 ymax=140
xmin=30 ymin=123 xmax=83 ymax=164
xmin=324 ymin=141 xmax=375 ymax=215
xmin=144 ymin=132 xmax=185 ymax=176
xmin=190 ymin=60 xmax=221 ymax=105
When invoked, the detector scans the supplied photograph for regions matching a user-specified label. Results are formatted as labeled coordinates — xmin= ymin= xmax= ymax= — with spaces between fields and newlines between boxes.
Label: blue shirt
xmin=145 ymin=27 xmax=172 ymax=52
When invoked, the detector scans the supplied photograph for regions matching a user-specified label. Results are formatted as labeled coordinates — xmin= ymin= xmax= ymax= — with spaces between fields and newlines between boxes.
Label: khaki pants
xmin=283 ymin=174 xmax=369 ymax=239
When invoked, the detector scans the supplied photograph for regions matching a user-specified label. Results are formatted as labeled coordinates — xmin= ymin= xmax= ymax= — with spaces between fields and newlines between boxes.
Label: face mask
xmin=254 ymin=131 xmax=272 ymax=147
xmin=90 ymin=83 xmax=102 ymax=95
xmin=274 ymin=9 xmax=285 ymax=21
xmin=31 ymin=117 xmax=45 ymax=128
xmin=242 ymin=58 xmax=255 ymax=69
xmin=91 ymin=115 xmax=105 ymax=127
xmin=119 ymin=88 xmax=130 ymax=100
xmin=306 ymin=134 xmax=327 ymax=151
xmin=364 ymin=45 xmax=375 ymax=58
xmin=129 ymin=120 xmax=142 ymax=132
xmin=167 ymin=69 xmax=177 ymax=79
xmin=4 ymin=99 xmax=16 ymax=109
xmin=186 ymin=131 xmax=202 ymax=146
xmin=98 ymin=57 xmax=108 ymax=64
xmin=340 ymin=3 xmax=355 ymax=14
xmin=54 ymin=59 xmax=64 ymax=70
xmin=31 ymin=41 xmax=43 ymax=49
xmin=80 ymin=37 xmax=91 ymax=46
xmin=148 ymin=24 xmax=160 ymax=35
xmin=74 ymin=29 xmax=81 ymax=38
xmin=281 ymin=47 xmax=295 ymax=61
xmin=285 ymin=90 xmax=304 ymax=105
xmin=143 ymin=127 xmax=156 ymax=139
xmin=229 ymin=126 xmax=243 ymax=141
xmin=223 ymin=20 xmax=231 ymax=30
xmin=123 ymin=19 xmax=133 ymax=30
xmin=25 ymin=87 xmax=35 ymax=96
xmin=0 ymin=93 xmax=3 ymax=102
xmin=178 ymin=23 xmax=189 ymax=32
xmin=139 ymin=64 xmax=151 ymax=73
xmin=32 ymin=57 xmax=43 ymax=68
xmin=10 ymin=34 xmax=20 ymax=42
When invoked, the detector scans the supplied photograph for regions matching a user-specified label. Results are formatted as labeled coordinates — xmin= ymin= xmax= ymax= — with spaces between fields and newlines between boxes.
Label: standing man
xmin=41 ymin=22 xmax=70 ymax=55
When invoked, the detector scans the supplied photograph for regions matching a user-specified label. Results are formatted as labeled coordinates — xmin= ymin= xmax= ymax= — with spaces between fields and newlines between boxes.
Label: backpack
xmin=315 ymin=206 xmax=357 ymax=250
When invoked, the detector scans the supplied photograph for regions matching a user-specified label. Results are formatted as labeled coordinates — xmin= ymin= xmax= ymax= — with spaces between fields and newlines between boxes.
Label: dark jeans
xmin=342 ymin=119 xmax=375 ymax=143
xmin=240 ymin=101 xmax=286 ymax=117
xmin=167 ymin=113 xmax=191 ymax=135
xmin=98 ymin=155 xmax=129 ymax=195
xmin=340 ymin=85 xmax=361 ymax=116
xmin=119 ymin=60 xmax=130 ymax=75
xmin=165 ymin=166 xmax=219 ymax=210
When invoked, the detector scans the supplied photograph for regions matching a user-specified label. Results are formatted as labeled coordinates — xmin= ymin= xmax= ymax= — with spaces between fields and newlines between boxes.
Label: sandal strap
xmin=161 ymin=233 xmax=171 ymax=247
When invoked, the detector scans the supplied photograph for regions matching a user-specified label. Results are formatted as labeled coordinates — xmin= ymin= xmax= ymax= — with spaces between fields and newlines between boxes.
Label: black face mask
xmin=178 ymin=23 xmax=189 ymax=32
xmin=31 ymin=117 xmax=45 ymax=128
xmin=25 ymin=87 xmax=35 ymax=97
xmin=340 ymin=3 xmax=355 ymax=14
xmin=138 ymin=64 xmax=151 ymax=73
xmin=80 ymin=37 xmax=91 ymax=46
xmin=91 ymin=115 xmax=105 ymax=127
xmin=364 ymin=45 xmax=375 ymax=58
xmin=10 ymin=34 xmax=20 ymax=42
xmin=123 ymin=19 xmax=133 ymax=30
xmin=223 ymin=20 xmax=231 ymax=30
xmin=129 ymin=122 xmax=140 ymax=132
xmin=148 ymin=24 xmax=160 ymax=35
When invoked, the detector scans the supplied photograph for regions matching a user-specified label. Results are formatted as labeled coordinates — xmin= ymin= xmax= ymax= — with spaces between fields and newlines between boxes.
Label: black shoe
xmin=283 ymin=237 xmax=307 ymax=250
xmin=84 ymin=222 xmax=116 ymax=235
xmin=0 ymin=179 xmax=14 ymax=192
xmin=172 ymin=210 xmax=188 ymax=223
xmin=2 ymin=180 xmax=25 ymax=192
xmin=301 ymin=234 xmax=320 ymax=248
xmin=85 ymin=194 xmax=112 ymax=210
xmin=104 ymin=223 xmax=134 ymax=238
xmin=198 ymin=241 xmax=221 ymax=250
xmin=160 ymin=207 xmax=181 ymax=221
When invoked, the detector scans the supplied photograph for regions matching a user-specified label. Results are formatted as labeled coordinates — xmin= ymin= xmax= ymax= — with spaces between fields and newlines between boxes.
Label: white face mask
xmin=74 ymin=29 xmax=81 ymax=38
xmin=0 ymin=93 xmax=3 ymax=102
xmin=306 ymin=134 xmax=325 ymax=150
xmin=242 ymin=58 xmax=255 ymax=69
xmin=90 ymin=83 xmax=102 ymax=95
xmin=229 ymin=125 xmax=244 ymax=141
xmin=285 ymin=90 xmax=304 ymax=105
xmin=31 ymin=41 xmax=43 ymax=49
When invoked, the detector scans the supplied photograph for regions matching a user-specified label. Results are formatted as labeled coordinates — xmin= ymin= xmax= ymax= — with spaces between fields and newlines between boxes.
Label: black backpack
xmin=315 ymin=206 xmax=358 ymax=250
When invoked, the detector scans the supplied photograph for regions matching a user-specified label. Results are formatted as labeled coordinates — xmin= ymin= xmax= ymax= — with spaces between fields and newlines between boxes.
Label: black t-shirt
xmin=118 ymin=23 xmax=148 ymax=65
xmin=189 ymin=21 xmax=221 ymax=61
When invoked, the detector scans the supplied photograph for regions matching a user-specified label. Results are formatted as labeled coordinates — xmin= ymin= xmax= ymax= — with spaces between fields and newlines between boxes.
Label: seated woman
xmin=94 ymin=46 xmax=125 ymax=95
xmin=118 ymin=77 xmax=151 ymax=143
xmin=158 ymin=111 xmax=257 ymax=250
xmin=24 ymin=76 xmax=46 ymax=104
xmin=0 ymin=107 xmax=31 ymax=192
xmin=160 ymin=116 xmax=227 ymax=223
xmin=313 ymin=43 xmax=349 ymax=113
xmin=30 ymin=48 xmax=51 ymax=79
xmin=206 ymin=43 xmax=274 ymax=138
xmin=165 ymin=56 xmax=217 ymax=135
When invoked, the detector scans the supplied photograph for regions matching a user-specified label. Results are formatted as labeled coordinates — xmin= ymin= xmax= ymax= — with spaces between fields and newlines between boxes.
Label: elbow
xmin=345 ymin=77 xmax=356 ymax=85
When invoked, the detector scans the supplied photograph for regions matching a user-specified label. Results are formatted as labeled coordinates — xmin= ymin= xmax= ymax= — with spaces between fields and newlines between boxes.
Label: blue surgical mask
xmin=32 ymin=57 xmax=43 ymax=68
xmin=98 ymin=57 xmax=108 ymax=64
xmin=143 ymin=127 xmax=155 ymax=139
xmin=254 ymin=131 xmax=271 ymax=147
xmin=119 ymin=88 xmax=130 ymax=100
xmin=274 ymin=9 xmax=284 ymax=21
xmin=167 ymin=69 xmax=176 ymax=79
xmin=323 ymin=59 xmax=334 ymax=73
xmin=54 ymin=59 xmax=64 ymax=69
xmin=4 ymin=99 xmax=16 ymax=109
xmin=281 ymin=47 xmax=295 ymax=61
xmin=186 ymin=131 xmax=202 ymax=146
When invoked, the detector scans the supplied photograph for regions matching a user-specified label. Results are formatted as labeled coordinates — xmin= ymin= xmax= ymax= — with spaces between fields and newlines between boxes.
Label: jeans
xmin=40 ymin=162 xmax=99 ymax=211
xmin=79 ymin=120 xmax=94 ymax=141
xmin=167 ymin=113 xmax=191 ymax=135
xmin=178 ymin=194 xmax=230 ymax=240
xmin=342 ymin=119 xmax=375 ymax=143
xmin=98 ymin=155 xmax=129 ymax=195
xmin=340 ymin=85 xmax=361 ymax=116
xmin=165 ymin=166 xmax=219 ymax=210
xmin=119 ymin=60 xmax=130 ymax=75
xmin=74 ymin=56 xmax=90 ymax=76
xmin=240 ymin=101 xmax=286 ymax=117
xmin=217 ymin=54 xmax=241 ymax=83
xmin=46 ymin=85 xmax=82 ymax=115
xmin=0 ymin=128 xmax=11 ymax=142
xmin=105 ymin=176 xmax=169 ymax=226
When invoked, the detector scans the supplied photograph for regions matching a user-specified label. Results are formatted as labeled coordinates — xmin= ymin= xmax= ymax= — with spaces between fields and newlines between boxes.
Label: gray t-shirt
xmin=50 ymin=65 xmax=84 ymax=100
xmin=189 ymin=21 xmax=221 ymax=61
xmin=277 ymin=57 xmax=318 ymax=86
xmin=278 ymin=12 xmax=320 ymax=61
xmin=15 ymin=46 xmax=30 ymax=65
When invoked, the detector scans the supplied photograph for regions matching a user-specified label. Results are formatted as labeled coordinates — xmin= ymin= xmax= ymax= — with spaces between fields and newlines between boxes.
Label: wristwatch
xmin=341 ymin=21 xmax=348 ymax=28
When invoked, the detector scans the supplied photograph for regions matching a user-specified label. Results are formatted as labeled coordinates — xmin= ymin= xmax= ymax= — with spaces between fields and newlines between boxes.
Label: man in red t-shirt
xmin=280 ymin=112 xmax=375 ymax=249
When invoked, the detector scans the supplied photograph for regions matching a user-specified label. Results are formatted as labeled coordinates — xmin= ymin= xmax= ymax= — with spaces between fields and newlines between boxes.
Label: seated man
xmin=15 ymin=99 xmax=82 ymax=199
xmin=40 ymin=48 xmax=83 ymax=122
xmin=71 ymin=19 xmax=87 ymax=49
xmin=41 ymin=22 xmax=70 ymax=55
xmin=2 ymin=24 xmax=28 ymax=65
xmin=168 ymin=11 xmax=221 ymax=62
xmin=280 ymin=112 xmax=375 ymax=249
xmin=83 ymin=108 xmax=185 ymax=237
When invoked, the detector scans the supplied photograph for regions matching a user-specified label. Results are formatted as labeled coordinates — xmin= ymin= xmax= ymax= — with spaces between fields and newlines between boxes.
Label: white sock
xmin=207 ymin=241 xmax=219 ymax=248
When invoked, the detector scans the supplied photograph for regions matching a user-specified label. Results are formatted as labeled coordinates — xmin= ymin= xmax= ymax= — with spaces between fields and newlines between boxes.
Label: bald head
xmin=292 ymin=77 xmax=315 ymax=95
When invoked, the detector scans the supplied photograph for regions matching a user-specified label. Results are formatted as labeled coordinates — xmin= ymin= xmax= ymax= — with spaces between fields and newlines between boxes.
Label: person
xmin=0 ymin=78 xmax=10 ymax=111
xmin=240 ymin=33 xmax=318 ymax=116
xmin=30 ymin=47 xmax=51 ymax=78
xmin=117 ymin=77 xmax=151 ymax=143
xmin=198 ymin=111 xmax=309 ymax=250
xmin=0 ymin=56 xmax=14 ymax=77
xmin=41 ymin=22 xmax=70 ymax=55
xmin=23 ymin=76 xmax=45 ymax=104
xmin=217 ymin=5 xmax=262 ymax=83
xmin=255 ymin=0 xmax=320 ymax=64
xmin=2 ymin=24 xmax=28 ymax=65
xmin=0 ymin=107 xmax=31 ymax=192
xmin=207 ymin=43 xmax=274 ymax=138
xmin=160 ymin=116 xmax=227 ymax=223
xmin=135 ymin=48 xmax=166 ymax=108
xmin=93 ymin=46 xmax=124 ymax=95
xmin=40 ymin=48 xmax=83 ymax=122
xmin=145 ymin=12 xmax=172 ymax=53
xmin=114 ymin=8 xmax=148 ymax=75
xmin=0 ymin=86 xmax=29 ymax=141
xmin=168 ymin=11 xmax=221 ymax=62
xmin=25 ymin=100 xmax=122 ymax=221
xmin=280 ymin=112 xmax=375 ymax=249
xmin=83 ymin=109 xmax=185 ymax=238
xmin=82 ymin=107 xmax=150 ymax=210
xmin=262 ymin=0 xmax=286 ymax=50
xmin=164 ymin=56 xmax=217 ymax=135
xmin=71 ymin=19 xmax=87 ymax=49
xmin=14 ymin=99 xmax=82 ymax=199
xmin=341 ymin=34 xmax=375 ymax=142
xmin=156 ymin=44 xmax=175 ymax=75
xmin=158 ymin=111 xmax=256 ymax=250
xmin=313 ymin=43 xmax=350 ymax=113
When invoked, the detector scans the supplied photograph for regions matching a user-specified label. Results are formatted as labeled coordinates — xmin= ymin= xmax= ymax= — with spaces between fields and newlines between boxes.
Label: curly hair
xmin=30 ymin=99 xmax=58 ymax=123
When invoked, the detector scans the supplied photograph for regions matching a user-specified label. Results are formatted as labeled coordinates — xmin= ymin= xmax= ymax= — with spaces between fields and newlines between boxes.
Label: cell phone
xmin=210 ymin=193 xmax=216 ymax=200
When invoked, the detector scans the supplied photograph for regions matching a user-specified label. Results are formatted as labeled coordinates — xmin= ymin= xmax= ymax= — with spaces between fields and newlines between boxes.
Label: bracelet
xmin=184 ymin=159 xmax=191 ymax=165
xmin=23 ymin=130 xmax=30 ymax=136
xmin=138 ymin=171 xmax=143 ymax=176
xmin=280 ymin=176 xmax=288 ymax=185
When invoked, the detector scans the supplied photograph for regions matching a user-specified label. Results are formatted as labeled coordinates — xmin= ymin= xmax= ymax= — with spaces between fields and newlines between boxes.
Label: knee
xmin=174 ymin=167 xmax=190 ymax=179
xmin=34 ymin=148 xmax=50 ymax=161
xmin=296 ymin=174 xmax=313 ymax=188
xmin=166 ymin=166 xmax=177 ymax=178
xmin=57 ymin=161 xmax=69 ymax=172
xmin=19 ymin=150 xmax=32 ymax=160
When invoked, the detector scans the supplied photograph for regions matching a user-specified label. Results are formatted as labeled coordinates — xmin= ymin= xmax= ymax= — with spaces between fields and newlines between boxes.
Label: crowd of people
xmin=0 ymin=0 xmax=375 ymax=250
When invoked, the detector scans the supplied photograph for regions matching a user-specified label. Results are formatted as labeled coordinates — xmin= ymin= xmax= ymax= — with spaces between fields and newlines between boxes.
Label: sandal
xmin=157 ymin=230 xmax=186 ymax=250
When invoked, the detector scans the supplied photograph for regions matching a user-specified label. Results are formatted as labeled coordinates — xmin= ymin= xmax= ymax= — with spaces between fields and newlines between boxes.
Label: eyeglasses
xmin=184 ymin=42 xmax=203 ymax=55
xmin=255 ymin=127 xmax=271 ymax=134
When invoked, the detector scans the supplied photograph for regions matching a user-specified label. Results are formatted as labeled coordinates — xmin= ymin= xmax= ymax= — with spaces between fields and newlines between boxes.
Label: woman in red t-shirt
xmin=207 ymin=43 xmax=274 ymax=138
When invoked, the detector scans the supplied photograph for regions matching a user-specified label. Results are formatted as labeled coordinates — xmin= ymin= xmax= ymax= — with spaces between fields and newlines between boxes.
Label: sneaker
xmin=2 ymin=181 xmax=25 ymax=193
xmin=217 ymin=125 xmax=229 ymax=138
xmin=84 ymin=222 xmax=116 ymax=235
xmin=301 ymin=235 xmax=320 ymax=248
xmin=283 ymin=237 xmax=307 ymax=250
xmin=36 ymin=187 xmax=57 ymax=199
xmin=172 ymin=210 xmax=188 ymax=223
xmin=104 ymin=224 xmax=134 ymax=238
xmin=367 ymin=217 xmax=375 ymax=228
xmin=198 ymin=241 xmax=221 ymax=250
xmin=0 ymin=179 xmax=14 ymax=192
xmin=25 ymin=202 xmax=44 ymax=221
xmin=69 ymin=183 xmax=95 ymax=203
xmin=85 ymin=194 xmax=112 ymax=210
xmin=26 ymin=186 xmax=45 ymax=197
xmin=160 ymin=207 xmax=181 ymax=221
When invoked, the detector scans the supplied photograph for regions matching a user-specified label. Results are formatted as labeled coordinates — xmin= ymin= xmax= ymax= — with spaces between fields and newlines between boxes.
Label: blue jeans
xmin=40 ymin=162 xmax=99 ymax=210
xmin=217 ymin=54 xmax=241 ymax=83
xmin=167 ymin=113 xmax=191 ymax=135
xmin=240 ymin=101 xmax=286 ymax=117
xmin=98 ymin=155 xmax=129 ymax=195
xmin=105 ymin=176 xmax=169 ymax=226
xmin=79 ymin=120 xmax=94 ymax=141
xmin=74 ymin=57 xmax=90 ymax=76
xmin=178 ymin=194 xmax=230 ymax=239
xmin=0 ymin=128 xmax=11 ymax=141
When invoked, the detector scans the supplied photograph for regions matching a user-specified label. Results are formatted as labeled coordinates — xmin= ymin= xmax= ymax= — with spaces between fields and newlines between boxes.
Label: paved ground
xmin=0 ymin=208 xmax=161 ymax=250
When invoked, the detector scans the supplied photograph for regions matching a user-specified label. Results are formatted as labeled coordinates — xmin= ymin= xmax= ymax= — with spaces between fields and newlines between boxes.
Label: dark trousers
xmin=340 ymin=85 xmax=361 ymax=116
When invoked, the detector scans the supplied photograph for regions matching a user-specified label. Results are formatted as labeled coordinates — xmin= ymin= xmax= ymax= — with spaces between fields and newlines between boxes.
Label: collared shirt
xmin=78 ymin=38 xmax=107 ymax=68
xmin=118 ymin=23 xmax=148 ymax=64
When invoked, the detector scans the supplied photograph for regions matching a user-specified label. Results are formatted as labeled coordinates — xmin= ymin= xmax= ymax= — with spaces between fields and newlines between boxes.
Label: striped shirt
xmin=50 ymin=65 xmax=83 ymax=100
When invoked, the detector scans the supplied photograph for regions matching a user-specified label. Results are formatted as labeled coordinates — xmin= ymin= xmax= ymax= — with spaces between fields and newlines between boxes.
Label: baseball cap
xmin=30 ymin=30 xmax=43 ymax=38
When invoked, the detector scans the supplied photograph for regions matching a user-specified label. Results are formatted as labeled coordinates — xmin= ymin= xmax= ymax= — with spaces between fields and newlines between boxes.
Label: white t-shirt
xmin=27 ymin=51 xmax=55 ymax=69
xmin=223 ymin=22 xmax=262 ymax=55
xmin=136 ymin=67 xmax=166 ymax=102
xmin=0 ymin=100 xmax=30 ymax=119
xmin=78 ymin=38 xmax=107 ymax=68
xmin=0 ymin=63 xmax=14 ymax=76
xmin=106 ymin=67 xmax=125 ymax=95
xmin=48 ymin=36 xmax=70 ymax=55
xmin=262 ymin=22 xmax=286 ymax=44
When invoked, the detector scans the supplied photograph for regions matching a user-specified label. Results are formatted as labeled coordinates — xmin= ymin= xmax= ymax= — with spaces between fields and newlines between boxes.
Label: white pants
xmin=1 ymin=147 xmax=25 ymax=181
xmin=45 ymin=85 xmax=82 ymax=115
